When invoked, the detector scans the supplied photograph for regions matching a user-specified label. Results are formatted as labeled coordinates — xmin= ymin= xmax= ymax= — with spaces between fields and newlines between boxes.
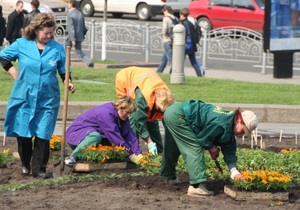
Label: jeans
xmin=157 ymin=42 xmax=172 ymax=73
xmin=187 ymin=52 xmax=203 ymax=77
xmin=66 ymin=40 xmax=93 ymax=66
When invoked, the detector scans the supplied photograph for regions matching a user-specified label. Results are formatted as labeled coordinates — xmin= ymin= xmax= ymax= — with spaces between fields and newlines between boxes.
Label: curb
xmin=1 ymin=102 xmax=298 ymax=123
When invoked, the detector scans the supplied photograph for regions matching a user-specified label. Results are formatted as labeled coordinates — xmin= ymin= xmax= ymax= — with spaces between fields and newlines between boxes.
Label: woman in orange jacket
xmin=115 ymin=66 xmax=174 ymax=155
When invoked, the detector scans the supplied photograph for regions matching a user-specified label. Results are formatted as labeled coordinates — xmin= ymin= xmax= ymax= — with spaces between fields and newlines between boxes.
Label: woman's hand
xmin=68 ymin=82 xmax=76 ymax=93
xmin=230 ymin=168 xmax=243 ymax=180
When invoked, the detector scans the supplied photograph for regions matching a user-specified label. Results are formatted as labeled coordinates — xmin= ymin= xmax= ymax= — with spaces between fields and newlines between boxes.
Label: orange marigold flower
xmin=277 ymin=201 xmax=284 ymax=206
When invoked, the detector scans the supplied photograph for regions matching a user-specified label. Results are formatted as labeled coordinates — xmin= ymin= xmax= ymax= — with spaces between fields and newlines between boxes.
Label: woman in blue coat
xmin=65 ymin=96 xmax=143 ymax=166
xmin=0 ymin=13 xmax=75 ymax=178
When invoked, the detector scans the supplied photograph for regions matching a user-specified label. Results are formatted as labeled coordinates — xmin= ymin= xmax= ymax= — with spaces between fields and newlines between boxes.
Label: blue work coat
xmin=0 ymin=37 xmax=66 ymax=140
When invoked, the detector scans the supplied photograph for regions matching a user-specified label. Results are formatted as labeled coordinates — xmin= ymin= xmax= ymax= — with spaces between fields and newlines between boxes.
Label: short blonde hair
xmin=114 ymin=96 xmax=137 ymax=112
xmin=155 ymin=89 xmax=175 ymax=112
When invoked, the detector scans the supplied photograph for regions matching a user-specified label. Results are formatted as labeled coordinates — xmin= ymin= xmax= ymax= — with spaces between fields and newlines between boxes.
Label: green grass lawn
xmin=1 ymin=66 xmax=299 ymax=105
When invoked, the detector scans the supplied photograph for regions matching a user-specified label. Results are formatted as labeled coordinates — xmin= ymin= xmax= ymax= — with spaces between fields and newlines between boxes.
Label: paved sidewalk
xmin=151 ymin=66 xmax=300 ymax=85
xmin=81 ymin=60 xmax=300 ymax=84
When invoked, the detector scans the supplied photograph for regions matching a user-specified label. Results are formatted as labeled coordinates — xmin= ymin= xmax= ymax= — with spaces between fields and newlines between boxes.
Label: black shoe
xmin=88 ymin=62 xmax=94 ymax=68
xmin=33 ymin=172 xmax=52 ymax=179
xmin=22 ymin=166 xmax=30 ymax=175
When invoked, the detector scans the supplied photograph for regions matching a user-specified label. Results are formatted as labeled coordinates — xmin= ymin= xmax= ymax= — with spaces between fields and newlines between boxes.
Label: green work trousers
xmin=160 ymin=103 xmax=207 ymax=184
xmin=71 ymin=132 xmax=102 ymax=159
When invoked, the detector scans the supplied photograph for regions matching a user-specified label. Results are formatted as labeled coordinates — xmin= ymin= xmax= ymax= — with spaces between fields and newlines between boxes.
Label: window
xmin=210 ymin=0 xmax=231 ymax=7
xmin=233 ymin=0 xmax=254 ymax=9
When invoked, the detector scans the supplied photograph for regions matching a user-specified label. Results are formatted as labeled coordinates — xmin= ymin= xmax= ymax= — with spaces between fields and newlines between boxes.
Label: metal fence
xmin=54 ymin=17 xmax=300 ymax=72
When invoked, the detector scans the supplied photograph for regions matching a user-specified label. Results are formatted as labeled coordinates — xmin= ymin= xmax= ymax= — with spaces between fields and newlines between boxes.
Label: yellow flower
xmin=234 ymin=170 xmax=291 ymax=191
xmin=277 ymin=201 xmax=284 ymax=206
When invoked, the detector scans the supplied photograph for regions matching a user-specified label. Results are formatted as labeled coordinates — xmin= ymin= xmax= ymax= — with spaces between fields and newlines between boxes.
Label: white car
xmin=77 ymin=0 xmax=191 ymax=20
xmin=1 ymin=0 xmax=68 ymax=19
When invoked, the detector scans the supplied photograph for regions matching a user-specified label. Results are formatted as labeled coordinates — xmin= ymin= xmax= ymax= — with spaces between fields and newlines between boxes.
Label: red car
xmin=189 ymin=0 xmax=265 ymax=33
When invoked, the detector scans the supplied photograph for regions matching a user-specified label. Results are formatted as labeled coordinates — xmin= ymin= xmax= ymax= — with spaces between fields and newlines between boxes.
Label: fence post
xmin=90 ymin=19 xmax=95 ymax=60
xmin=202 ymin=29 xmax=207 ymax=68
xmin=101 ymin=21 xmax=107 ymax=61
xmin=261 ymin=51 xmax=267 ymax=74
xmin=145 ymin=23 xmax=150 ymax=63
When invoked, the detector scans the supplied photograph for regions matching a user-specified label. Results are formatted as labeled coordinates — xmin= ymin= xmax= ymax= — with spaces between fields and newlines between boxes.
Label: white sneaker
xmin=64 ymin=156 xmax=77 ymax=166
xmin=165 ymin=177 xmax=181 ymax=185
xmin=187 ymin=185 xmax=214 ymax=197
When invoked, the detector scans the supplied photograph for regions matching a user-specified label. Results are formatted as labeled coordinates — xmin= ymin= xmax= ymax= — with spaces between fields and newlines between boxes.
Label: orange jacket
xmin=115 ymin=66 xmax=170 ymax=122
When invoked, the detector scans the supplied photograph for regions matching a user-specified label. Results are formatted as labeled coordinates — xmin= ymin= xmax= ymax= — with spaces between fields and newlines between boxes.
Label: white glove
xmin=147 ymin=142 xmax=158 ymax=155
xmin=230 ymin=169 xmax=242 ymax=180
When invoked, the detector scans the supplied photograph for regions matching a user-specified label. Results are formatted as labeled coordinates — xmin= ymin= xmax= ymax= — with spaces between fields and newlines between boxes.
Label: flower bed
xmin=81 ymin=144 xmax=129 ymax=164
xmin=233 ymin=170 xmax=291 ymax=191
xmin=49 ymin=135 xmax=62 ymax=151
xmin=48 ymin=134 xmax=300 ymax=191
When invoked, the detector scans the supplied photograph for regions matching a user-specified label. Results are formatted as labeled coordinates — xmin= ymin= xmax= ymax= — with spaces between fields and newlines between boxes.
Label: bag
xmin=84 ymin=26 xmax=88 ymax=36
xmin=194 ymin=21 xmax=202 ymax=45
xmin=183 ymin=21 xmax=193 ymax=54
xmin=167 ymin=16 xmax=180 ymax=42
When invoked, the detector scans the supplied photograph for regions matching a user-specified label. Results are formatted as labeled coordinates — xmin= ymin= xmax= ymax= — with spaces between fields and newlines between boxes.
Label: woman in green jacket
xmin=160 ymin=100 xmax=258 ymax=197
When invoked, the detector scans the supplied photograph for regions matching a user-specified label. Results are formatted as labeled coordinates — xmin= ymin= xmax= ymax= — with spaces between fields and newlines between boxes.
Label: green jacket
xmin=182 ymin=100 xmax=237 ymax=169
xmin=129 ymin=88 xmax=150 ymax=139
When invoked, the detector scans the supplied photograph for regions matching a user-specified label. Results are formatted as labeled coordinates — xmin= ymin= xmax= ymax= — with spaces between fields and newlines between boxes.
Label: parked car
xmin=189 ymin=0 xmax=265 ymax=33
xmin=76 ymin=0 xmax=191 ymax=20
xmin=1 ymin=0 xmax=68 ymax=19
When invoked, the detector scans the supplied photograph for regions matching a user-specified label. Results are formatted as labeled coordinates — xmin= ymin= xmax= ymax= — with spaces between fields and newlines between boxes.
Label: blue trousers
xmin=157 ymin=42 xmax=172 ymax=74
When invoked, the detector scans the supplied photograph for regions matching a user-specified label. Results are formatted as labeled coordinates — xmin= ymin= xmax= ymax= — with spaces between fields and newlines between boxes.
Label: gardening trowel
xmin=215 ymin=159 xmax=223 ymax=174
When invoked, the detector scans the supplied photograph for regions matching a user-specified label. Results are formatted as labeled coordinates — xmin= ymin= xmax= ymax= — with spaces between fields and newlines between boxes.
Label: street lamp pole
xmin=101 ymin=0 xmax=107 ymax=60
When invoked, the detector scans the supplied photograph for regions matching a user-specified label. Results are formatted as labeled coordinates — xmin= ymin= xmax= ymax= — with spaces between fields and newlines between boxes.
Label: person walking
xmin=0 ymin=13 xmax=76 ymax=178
xmin=66 ymin=0 xmax=94 ymax=67
xmin=156 ymin=5 xmax=178 ymax=74
xmin=4 ymin=0 xmax=24 ymax=45
xmin=160 ymin=100 xmax=258 ymax=197
xmin=0 ymin=6 xmax=6 ymax=50
xmin=115 ymin=66 xmax=175 ymax=155
xmin=64 ymin=96 xmax=143 ymax=166
xmin=22 ymin=0 xmax=40 ymax=28
xmin=180 ymin=8 xmax=204 ymax=77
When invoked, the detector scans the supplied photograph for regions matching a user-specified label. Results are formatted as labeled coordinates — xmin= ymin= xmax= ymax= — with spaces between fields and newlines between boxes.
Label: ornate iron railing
xmin=54 ymin=17 xmax=300 ymax=73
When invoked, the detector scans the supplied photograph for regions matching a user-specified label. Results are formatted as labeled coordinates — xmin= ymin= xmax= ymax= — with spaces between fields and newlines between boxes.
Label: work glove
xmin=147 ymin=142 xmax=158 ymax=155
xmin=129 ymin=154 xmax=143 ymax=165
xmin=230 ymin=169 xmax=242 ymax=180
xmin=208 ymin=147 xmax=220 ymax=160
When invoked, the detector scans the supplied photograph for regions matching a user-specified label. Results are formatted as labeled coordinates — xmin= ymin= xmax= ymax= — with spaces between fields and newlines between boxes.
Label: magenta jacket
xmin=66 ymin=102 xmax=142 ymax=155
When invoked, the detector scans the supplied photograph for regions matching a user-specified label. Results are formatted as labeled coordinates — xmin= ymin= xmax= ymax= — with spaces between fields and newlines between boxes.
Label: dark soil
xmin=0 ymin=136 xmax=299 ymax=210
